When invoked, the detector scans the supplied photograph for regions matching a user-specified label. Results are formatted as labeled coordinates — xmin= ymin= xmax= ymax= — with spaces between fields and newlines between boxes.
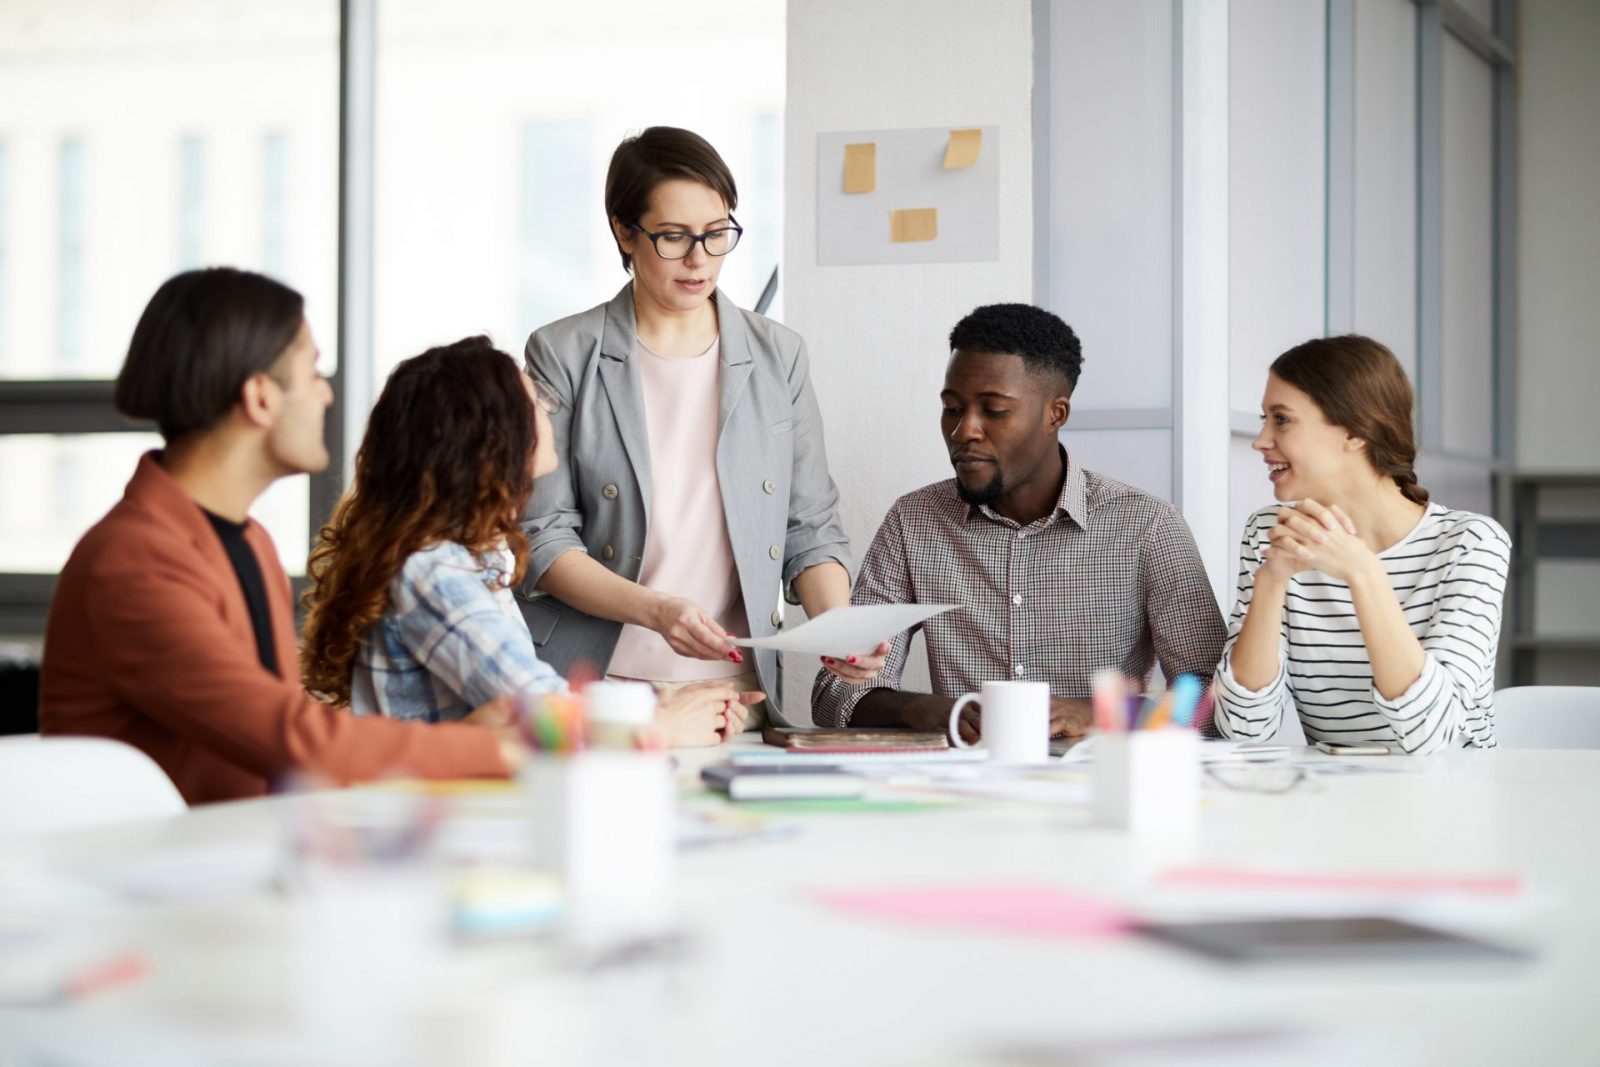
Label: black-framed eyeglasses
xmin=628 ymin=215 xmax=743 ymax=260
xmin=1204 ymin=765 xmax=1313 ymax=795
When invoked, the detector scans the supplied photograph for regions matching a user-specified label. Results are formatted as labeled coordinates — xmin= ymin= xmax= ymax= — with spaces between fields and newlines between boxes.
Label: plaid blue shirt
xmin=350 ymin=541 xmax=567 ymax=722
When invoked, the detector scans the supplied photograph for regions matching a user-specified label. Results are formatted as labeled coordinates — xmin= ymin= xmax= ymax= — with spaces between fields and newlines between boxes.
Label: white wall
xmin=1518 ymin=0 xmax=1600 ymax=470
xmin=783 ymin=0 xmax=1034 ymax=718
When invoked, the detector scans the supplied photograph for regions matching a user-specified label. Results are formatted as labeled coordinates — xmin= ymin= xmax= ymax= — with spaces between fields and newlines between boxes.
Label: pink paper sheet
xmin=812 ymin=885 xmax=1133 ymax=939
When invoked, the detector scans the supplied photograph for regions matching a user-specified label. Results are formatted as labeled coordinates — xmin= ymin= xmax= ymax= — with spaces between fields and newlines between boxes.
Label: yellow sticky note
xmin=943 ymin=128 xmax=982 ymax=169
xmin=843 ymin=142 xmax=876 ymax=194
xmin=890 ymin=207 xmax=938 ymax=243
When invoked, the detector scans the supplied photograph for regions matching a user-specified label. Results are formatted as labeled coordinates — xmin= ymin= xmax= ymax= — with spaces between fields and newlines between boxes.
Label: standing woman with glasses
xmin=518 ymin=127 xmax=884 ymax=734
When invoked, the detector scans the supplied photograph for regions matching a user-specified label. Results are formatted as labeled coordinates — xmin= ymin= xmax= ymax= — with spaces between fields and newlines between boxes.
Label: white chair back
xmin=1492 ymin=686 xmax=1600 ymax=749
xmin=0 ymin=735 xmax=186 ymax=838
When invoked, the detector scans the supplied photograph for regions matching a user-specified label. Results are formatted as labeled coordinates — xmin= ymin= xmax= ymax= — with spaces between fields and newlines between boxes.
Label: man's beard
xmin=955 ymin=468 xmax=1006 ymax=506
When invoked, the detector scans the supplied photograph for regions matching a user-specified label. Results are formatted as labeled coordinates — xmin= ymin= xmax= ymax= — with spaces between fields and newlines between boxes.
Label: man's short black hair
xmin=115 ymin=267 xmax=305 ymax=442
xmin=948 ymin=303 xmax=1083 ymax=393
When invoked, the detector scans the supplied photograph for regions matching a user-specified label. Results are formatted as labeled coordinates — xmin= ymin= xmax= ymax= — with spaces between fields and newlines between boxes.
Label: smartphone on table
xmin=1314 ymin=741 xmax=1392 ymax=755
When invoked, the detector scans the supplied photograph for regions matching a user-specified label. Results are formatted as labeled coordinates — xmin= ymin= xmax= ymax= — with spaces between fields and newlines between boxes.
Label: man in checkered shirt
xmin=811 ymin=304 xmax=1226 ymax=739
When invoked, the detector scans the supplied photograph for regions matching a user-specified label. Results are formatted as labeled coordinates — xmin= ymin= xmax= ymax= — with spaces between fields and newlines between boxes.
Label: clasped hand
xmin=1264 ymin=498 xmax=1372 ymax=583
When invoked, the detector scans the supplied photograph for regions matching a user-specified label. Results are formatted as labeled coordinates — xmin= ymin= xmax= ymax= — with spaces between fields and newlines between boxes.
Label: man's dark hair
xmin=115 ymin=267 xmax=305 ymax=443
xmin=948 ymin=303 xmax=1083 ymax=394
xmin=605 ymin=126 xmax=739 ymax=272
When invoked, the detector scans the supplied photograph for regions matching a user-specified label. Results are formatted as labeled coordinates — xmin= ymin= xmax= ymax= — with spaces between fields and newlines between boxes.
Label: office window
xmin=0 ymin=1 xmax=338 ymax=597
xmin=0 ymin=434 xmax=161 ymax=573
xmin=518 ymin=120 xmax=595 ymax=337
xmin=373 ymin=0 xmax=786 ymax=382
xmin=0 ymin=4 xmax=338 ymax=386
xmin=263 ymin=132 xmax=289 ymax=279
xmin=178 ymin=135 xmax=205 ymax=269
xmin=58 ymin=138 xmax=86 ymax=371
xmin=747 ymin=111 xmax=784 ymax=319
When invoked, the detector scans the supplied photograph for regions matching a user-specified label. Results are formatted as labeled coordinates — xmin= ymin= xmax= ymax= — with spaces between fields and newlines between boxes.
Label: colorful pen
xmin=1092 ymin=669 xmax=1124 ymax=732
xmin=1169 ymin=673 xmax=1204 ymax=728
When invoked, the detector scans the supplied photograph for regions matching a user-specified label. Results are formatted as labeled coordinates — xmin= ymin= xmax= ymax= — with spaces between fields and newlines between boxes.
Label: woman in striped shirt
xmin=1214 ymin=335 xmax=1509 ymax=752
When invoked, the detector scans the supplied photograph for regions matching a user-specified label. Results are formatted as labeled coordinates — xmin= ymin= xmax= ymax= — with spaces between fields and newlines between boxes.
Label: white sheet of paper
xmin=730 ymin=603 xmax=958 ymax=656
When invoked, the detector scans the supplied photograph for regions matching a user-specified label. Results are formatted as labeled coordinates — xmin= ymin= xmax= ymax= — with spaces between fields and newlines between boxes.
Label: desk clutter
xmin=0 ymin=681 xmax=1578 ymax=1065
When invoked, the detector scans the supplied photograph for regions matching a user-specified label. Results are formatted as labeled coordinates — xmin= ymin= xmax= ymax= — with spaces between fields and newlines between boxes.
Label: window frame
xmin=0 ymin=0 xmax=374 ymax=635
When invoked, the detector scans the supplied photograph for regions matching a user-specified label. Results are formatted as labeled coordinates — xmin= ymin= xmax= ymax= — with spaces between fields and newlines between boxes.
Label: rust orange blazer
xmin=40 ymin=453 xmax=508 ymax=805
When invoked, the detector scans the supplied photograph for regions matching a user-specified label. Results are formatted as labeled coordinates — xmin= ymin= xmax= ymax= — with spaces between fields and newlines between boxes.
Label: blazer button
xmin=602 ymin=544 xmax=615 ymax=560
xmin=771 ymin=611 xmax=783 ymax=627
xmin=762 ymin=479 xmax=775 ymax=494
xmin=768 ymin=545 xmax=780 ymax=560
xmin=602 ymin=484 xmax=619 ymax=500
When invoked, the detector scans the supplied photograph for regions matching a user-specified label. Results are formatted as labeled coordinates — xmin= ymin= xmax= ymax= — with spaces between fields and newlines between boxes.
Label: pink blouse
xmin=607 ymin=335 xmax=747 ymax=681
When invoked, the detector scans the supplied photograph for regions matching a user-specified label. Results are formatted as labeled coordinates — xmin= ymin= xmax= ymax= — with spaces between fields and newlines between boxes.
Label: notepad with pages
xmin=762 ymin=725 xmax=949 ymax=755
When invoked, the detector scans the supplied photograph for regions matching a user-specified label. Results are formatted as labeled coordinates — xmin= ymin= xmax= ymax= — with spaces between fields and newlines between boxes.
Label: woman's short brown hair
xmin=604 ymin=127 xmax=738 ymax=272
xmin=1270 ymin=334 xmax=1430 ymax=505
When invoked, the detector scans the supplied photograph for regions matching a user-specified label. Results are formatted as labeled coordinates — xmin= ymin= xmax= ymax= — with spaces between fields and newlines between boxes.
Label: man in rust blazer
xmin=41 ymin=268 xmax=522 ymax=804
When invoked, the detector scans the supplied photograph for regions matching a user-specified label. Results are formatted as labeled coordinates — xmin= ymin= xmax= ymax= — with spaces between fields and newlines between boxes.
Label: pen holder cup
xmin=1093 ymin=729 xmax=1201 ymax=836
xmin=526 ymin=750 xmax=677 ymax=944
xmin=285 ymin=792 xmax=446 ymax=1043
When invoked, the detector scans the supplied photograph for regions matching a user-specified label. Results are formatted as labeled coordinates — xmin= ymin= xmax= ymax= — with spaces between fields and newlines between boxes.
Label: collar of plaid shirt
xmin=963 ymin=447 xmax=1088 ymax=532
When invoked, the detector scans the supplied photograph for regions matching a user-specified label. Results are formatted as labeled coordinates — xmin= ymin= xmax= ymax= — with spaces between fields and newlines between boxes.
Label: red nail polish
xmin=848 ymin=656 xmax=858 ymax=664
xmin=822 ymin=656 xmax=833 ymax=665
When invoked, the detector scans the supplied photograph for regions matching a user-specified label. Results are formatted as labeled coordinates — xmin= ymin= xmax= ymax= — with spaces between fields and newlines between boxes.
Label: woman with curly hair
xmin=301 ymin=336 xmax=759 ymax=746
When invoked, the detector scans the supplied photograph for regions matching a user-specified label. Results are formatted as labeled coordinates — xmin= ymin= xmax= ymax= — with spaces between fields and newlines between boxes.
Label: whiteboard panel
xmin=816 ymin=125 xmax=1000 ymax=265
xmin=1441 ymin=38 xmax=1496 ymax=459
xmin=1352 ymin=0 xmax=1418 ymax=376
xmin=1060 ymin=427 xmax=1172 ymax=503
xmin=1043 ymin=0 xmax=1174 ymax=410
xmin=1228 ymin=0 xmax=1327 ymax=412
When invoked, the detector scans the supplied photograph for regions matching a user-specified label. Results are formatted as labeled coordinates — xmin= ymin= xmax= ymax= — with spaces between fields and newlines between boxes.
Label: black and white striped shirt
xmin=1213 ymin=503 xmax=1510 ymax=752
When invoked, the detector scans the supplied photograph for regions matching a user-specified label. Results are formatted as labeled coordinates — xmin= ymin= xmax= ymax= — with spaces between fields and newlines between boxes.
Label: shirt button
xmin=602 ymin=544 xmax=615 ymax=560
xmin=762 ymin=479 xmax=775 ymax=494
xmin=769 ymin=545 xmax=781 ymax=560
xmin=771 ymin=611 xmax=783 ymax=627
xmin=1011 ymin=594 xmax=1022 ymax=606
xmin=1013 ymin=664 xmax=1025 ymax=676
xmin=1017 ymin=531 xmax=1027 ymax=540
xmin=602 ymin=484 xmax=619 ymax=500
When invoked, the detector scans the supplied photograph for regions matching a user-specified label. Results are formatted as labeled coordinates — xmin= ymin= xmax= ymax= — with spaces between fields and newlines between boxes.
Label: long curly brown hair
xmin=301 ymin=337 xmax=537 ymax=705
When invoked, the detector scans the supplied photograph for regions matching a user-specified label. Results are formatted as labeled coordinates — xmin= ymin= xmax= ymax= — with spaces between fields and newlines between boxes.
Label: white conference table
xmin=2 ymin=744 xmax=1598 ymax=1066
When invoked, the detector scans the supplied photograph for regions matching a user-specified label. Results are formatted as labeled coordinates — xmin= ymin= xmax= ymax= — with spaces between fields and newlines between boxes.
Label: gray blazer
xmin=517 ymin=282 xmax=852 ymax=722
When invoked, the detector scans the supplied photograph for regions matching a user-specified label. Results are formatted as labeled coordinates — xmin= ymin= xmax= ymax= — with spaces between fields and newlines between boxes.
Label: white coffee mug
xmin=948 ymin=680 xmax=1050 ymax=764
